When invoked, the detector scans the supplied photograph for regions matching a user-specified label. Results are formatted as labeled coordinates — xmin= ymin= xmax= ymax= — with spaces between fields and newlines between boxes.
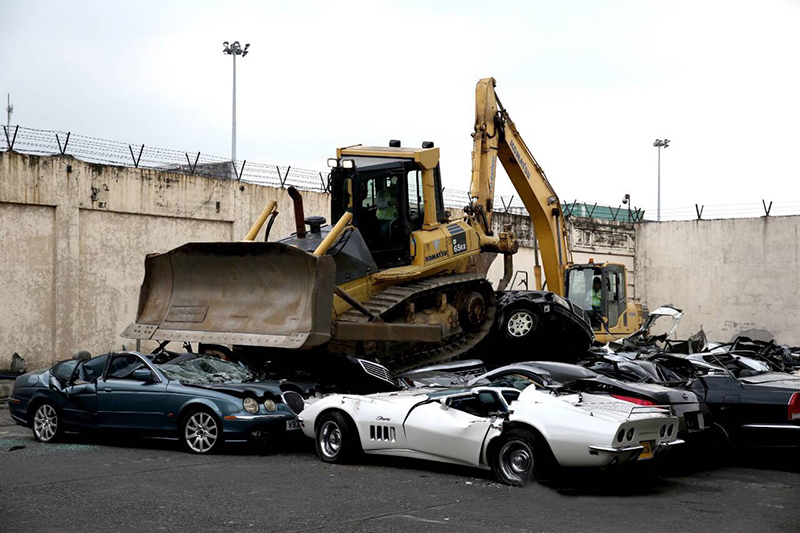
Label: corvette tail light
xmin=611 ymin=394 xmax=656 ymax=406
xmin=789 ymin=393 xmax=800 ymax=421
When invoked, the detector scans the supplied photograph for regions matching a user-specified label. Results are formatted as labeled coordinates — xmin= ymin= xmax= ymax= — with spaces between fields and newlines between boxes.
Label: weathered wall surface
xmin=486 ymin=212 xmax=637 ymax=295
xmin=636 ymin=216 xmax=800 ymax=344
xmin=0 ymin=151 xmax=329 ymax=369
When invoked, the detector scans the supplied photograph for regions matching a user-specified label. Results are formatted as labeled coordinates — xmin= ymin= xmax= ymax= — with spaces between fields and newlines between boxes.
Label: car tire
xmin=490 ymin=427 xmax=550 ymax=486
xmin=502 ymin=305 xmax=539 ymax=341
xmin=181 ymin=409 xmax=223 ymax=454
xmin=315 ymin=411 xmax=360 ymax=464
xmin=31 ymin=401 xmax=64 ymax=443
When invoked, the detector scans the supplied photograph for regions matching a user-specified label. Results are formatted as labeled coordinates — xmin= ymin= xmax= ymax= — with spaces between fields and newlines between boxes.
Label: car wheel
xmin=503 ymin=307 xmax=539 ymax=340
xmin=491 ymin=428 xmax=549 ymax=486
xmin=316 ymin=411 xmax=360 ymax=464
xmin=32 ymin=402 xmax=63 ymax=443
xmin=181 ymin=410 xmax=222 ymax=454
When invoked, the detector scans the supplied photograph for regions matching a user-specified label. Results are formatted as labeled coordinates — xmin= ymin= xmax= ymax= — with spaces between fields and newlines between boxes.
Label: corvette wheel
xmin=504 ymin=308 xmax=538 ymax=339
xmin=316 ymin=411 xmax=360 ymax=464
xmin=32 ymin=402 xmax=63 ymax=443
xmin=182 ymin=411 xmax=221 ymax=454
xmin=491 ymin=428 xmax=550 ymax=486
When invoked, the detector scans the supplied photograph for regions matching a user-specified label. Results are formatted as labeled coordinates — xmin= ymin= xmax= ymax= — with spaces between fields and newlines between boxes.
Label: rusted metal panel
xmin=122 ymin=242 xmax=335 ymax=348
xmin=333 ymin=322 xmax=442 ymax=342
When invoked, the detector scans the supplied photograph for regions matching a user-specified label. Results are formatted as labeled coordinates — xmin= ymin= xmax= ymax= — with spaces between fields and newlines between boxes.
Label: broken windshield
xmin=158 ymin=355 xmax=253 ymax=385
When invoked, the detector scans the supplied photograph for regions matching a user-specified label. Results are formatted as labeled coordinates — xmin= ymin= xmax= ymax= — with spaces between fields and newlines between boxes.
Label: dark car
xmin=8 ymin=350 xmax=311 ymax=453
xmin=636 ymin=353 xmax=800 ymax=446
xmin=471 ymin=291 xmax=594 ymax=366
xmin=468 ymin=361 xmax=709 ymax=437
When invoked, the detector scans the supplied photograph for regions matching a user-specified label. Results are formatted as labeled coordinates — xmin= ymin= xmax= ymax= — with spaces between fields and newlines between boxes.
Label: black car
xmin=473 ymin=291 xmax=594 ymax=365
xmin=466 ymin=361 xmax=709 ymax=437
xmin=594 ymin=353 xmax=800 ymax=446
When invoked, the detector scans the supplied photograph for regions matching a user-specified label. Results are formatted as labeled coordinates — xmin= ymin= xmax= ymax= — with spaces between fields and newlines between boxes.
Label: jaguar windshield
xmin=158 ymin=354 xmax=254 ymax=385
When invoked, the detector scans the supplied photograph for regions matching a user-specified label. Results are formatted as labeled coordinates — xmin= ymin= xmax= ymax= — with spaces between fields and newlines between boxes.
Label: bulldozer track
xmin=332 ymin=273 xmax=495 ymax=372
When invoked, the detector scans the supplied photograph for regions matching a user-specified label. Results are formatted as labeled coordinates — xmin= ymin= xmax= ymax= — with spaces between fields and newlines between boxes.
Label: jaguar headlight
xmin=243 ymin=397 xmax=259 ymax=414
xmin=264 ymin=399 xmax=277 ymax=412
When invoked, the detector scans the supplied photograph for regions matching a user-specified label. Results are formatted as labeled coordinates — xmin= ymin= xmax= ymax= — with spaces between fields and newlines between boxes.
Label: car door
xmin=59 ymin=354 xmax=109 ymax=430
xmin=403 ymin=390 xmax=501 ymax=466
xmin=96 ymin=353 xmax=168 ymax=430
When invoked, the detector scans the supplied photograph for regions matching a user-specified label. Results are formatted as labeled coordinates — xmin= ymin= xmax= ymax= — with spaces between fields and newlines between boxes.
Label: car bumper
xmin=588 ymin=439 xmax=684 ymax=465
xmin=220 ymin=413 xmax=302 ymax=441
xmin=8 ymin=397 xmax=29 ymax=427
xmin=737 ymin=424 xmax=800 ymax=446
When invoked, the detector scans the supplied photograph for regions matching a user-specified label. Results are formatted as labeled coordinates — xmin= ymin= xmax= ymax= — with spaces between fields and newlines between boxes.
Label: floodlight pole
xmin=653 ymin=138 xmax=670 ymax=221
xmin=223 ymin=41 xmax=250 ymax=163
xmin=6 ymin=94 xmax=12 ymax=128
xmin=232 ymin=51 xmax=237 ymax=162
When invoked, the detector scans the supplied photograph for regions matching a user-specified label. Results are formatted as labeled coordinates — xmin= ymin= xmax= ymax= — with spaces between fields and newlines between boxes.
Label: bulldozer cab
xmin=565 ymin=263 xmax=628 ymax=331
xmin=329 ymin=144 xmax=447 ymax=269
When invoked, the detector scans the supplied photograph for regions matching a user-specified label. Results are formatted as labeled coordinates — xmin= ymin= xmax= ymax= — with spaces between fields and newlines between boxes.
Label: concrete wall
xmin=486 ymin=212 xmax=637 ymax=296
xmin=636 ymin=216 xmax=800 ymax=344
xmin=3 ymin=149 xmax=797 ymax=366
xmin=0 ymin=151 xmax=330 ymax=369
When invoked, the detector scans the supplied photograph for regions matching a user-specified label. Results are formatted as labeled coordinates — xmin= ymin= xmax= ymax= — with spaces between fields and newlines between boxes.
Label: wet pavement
xmin=1 ymin=405 xmax=798 ymax=533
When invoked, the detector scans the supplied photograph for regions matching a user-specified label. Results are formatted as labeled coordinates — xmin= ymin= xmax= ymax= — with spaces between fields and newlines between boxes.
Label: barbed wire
xmin=3 ymin=125 xmax=797 ymax=221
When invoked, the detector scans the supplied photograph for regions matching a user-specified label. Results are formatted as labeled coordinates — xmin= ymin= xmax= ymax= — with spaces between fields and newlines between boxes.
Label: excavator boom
xmin=470 ymin=77 xmax=571 ymax=295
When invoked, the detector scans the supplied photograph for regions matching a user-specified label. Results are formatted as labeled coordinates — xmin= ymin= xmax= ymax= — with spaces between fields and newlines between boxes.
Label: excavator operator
xmin=586 ymin=276 xmax=602 ymax=328
xmin=376 ymin=185 xmax=398 ymax=239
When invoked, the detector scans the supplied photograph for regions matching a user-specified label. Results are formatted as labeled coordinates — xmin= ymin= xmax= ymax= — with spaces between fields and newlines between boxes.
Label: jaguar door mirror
xmin=132 ymin=368 xmax=154 ymax=382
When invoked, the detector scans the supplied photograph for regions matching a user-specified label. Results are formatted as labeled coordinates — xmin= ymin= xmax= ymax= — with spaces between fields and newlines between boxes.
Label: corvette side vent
xmin=369 ymin=425 xmax=396 ymax=442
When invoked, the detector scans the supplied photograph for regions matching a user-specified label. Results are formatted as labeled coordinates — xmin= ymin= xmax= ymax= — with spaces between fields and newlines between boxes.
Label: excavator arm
xmin=469 ymin=77 xmax=571 ymax=295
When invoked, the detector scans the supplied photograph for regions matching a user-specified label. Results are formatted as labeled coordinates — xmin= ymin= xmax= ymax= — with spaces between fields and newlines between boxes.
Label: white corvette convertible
xmin=298 ymin=383 xmax=683 ymax=485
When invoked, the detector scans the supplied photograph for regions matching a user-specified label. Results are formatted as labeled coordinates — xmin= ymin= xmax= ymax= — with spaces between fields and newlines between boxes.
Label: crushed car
xmin=298 ymin=379 xmax=682 ymax=486
xmin=593 ymin=310 xmax=800 ymax=447
xmin=659 ymin=352 xmax=800 ymax=446
xmin=470 ymin=361 xmax=709 ymax=438
xmin=468 ymin=291 xmax=595 ymax=365
xmin=8 ymin=350 xmax=312 ymax=453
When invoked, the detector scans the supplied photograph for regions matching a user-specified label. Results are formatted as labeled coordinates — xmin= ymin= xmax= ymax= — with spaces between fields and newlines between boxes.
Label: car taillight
xmin=611 ymin=394 xmax=656 ymax=406
xmin=789 ymin=392 xmax=800 ymax=421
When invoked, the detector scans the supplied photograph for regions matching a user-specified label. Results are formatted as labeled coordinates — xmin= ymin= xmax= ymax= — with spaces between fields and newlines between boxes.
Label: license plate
xmin=639 ymin=440 xmax=654 ymax=460
xmin=286 ymin=420 xmax=301 ymax=431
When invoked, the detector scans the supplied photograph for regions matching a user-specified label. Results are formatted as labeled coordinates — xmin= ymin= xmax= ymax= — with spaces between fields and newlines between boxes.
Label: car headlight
xmin=552 ymin=294 xmax=571 ymax=310
xmin=243 ymin=397 xmax=259 ymax=414
xmin=264 ymin=399 xmax=277 ymax=412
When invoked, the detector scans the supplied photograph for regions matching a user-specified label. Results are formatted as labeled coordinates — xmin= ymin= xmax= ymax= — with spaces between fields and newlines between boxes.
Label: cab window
xmin=446 ymin=391 xmax=505 ymax=417
xmin=406 ymin=169 xmax=424 ymax=230
xmin=488 ymin=373 xmax=538 ymax=391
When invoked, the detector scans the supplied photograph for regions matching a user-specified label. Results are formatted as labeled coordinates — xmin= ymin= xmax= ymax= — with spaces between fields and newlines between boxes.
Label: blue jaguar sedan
xmin=8 ymin=350 xmax=310 ymax=453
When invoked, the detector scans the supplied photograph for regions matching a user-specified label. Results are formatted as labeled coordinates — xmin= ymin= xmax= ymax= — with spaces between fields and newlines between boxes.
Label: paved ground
xmin=1 ymin=405 xmax=798 ymax=533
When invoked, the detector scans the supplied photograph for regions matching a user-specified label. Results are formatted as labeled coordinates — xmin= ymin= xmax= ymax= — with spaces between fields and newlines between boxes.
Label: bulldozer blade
xmin=122 ymin=242 xmax=335 ymax=349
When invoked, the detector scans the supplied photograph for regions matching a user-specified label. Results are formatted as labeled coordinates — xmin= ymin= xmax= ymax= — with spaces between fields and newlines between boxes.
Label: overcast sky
xmin=2 ymin=0 xmax=799 ymax=216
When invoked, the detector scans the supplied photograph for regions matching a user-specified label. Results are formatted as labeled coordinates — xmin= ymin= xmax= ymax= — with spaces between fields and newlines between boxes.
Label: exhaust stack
xmin=287 ymin=186 xmax=307 ymax=238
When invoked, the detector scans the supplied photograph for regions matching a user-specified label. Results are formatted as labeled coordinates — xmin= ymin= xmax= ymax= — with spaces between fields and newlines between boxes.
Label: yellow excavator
xmin=123 ymin=78 xmax=639 ymax=370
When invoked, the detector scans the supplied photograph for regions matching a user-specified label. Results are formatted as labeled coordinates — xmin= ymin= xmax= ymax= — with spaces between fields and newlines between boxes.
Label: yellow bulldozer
xmin=123 ymin=78 xmax=643 ymax=370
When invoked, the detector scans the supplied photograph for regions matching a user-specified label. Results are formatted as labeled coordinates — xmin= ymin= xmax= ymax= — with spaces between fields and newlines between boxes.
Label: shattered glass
xmin=159 ymin=355 xmax=253 ymax=385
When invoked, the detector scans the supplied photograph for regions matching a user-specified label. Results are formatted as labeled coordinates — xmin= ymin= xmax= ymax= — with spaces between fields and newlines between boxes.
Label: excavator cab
xmin=565 ymin=262 xmax=644 ymax=342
